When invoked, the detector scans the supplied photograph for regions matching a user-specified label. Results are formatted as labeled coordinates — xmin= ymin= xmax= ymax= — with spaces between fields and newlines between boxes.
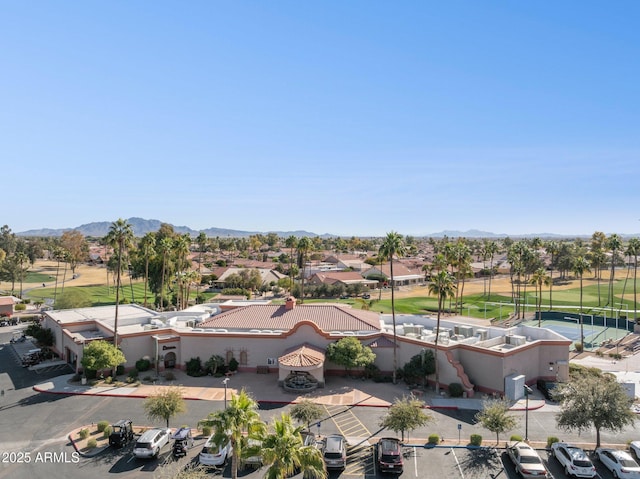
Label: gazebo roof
xmin=278 ymin=343 xmax=325 ymax=368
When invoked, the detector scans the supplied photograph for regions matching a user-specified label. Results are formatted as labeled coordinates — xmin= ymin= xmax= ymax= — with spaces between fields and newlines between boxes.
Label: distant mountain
xmin=427 ymin=229 xmax=579 ymax=239
xmin=17 ymin=217 xmax=322 ymax=238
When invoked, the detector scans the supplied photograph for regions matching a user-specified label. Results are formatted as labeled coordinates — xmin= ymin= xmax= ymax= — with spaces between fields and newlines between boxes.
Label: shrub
xmin=79 ymin=429 xmax=89 ymax=440
xmin=574 ymin=342 xmax=584 ymax=352
xmin=85 ymin=369 xmax=98 ymax=380
xmin=228 ymin=357 xmax=239 ymax=372
xmin=510 ymin=434 xmax=523 ymax=442
xmin=103 ymin=426 xmax=112 ymax=438
xmin=201 ymin=425 xmax=212 ymax=437
xmin=547 ymin=436 xmax=560 ymax=448
xmin=104 ymin=376 xmax=113 ymax=384
xmin=448 ymin=383 xmax=464 ymax=398
xmin=186 ymin=357 xmax=203 ymax=377
xmin=595 ymin=350 xmax=604 ymax=357
xmin=427 ymin=434 xmax=440 ymax=445
xmin=86 ymin=438 xmax=97 ymax=449
xmin=469 ymin=434 xmax=482 ymax=446
xmin=97 ymin=421 xmax=109 ymax=433
xmin=136 ymin=358 xmax=151 ymax=372
xmin=116 ymin=365 xmax=125 ymax=376
xmin=143 ymin=375 xmax=153 ymax=382
xmin=609 ymin=353 xmax=623 ymax=360
xmin=164 ymin=371 xmax=176 ymax=381
xmin=128 ymin=369 xmax=139 ymax=378
xmin=14 ymin=303 xmax=26 ymax=311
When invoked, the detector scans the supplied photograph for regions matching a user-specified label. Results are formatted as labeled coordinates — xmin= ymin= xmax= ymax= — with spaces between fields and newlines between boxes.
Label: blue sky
xmin=2 ymin=1 xmax=639 ymax=237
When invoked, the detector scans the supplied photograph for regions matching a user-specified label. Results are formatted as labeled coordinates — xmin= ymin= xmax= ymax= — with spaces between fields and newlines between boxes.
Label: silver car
xmin=506 ymin=441 xmax=549 ymax=479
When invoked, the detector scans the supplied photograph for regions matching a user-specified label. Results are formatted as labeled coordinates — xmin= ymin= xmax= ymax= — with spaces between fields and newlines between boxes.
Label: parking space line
xmin=323 ymin=405 xmax=374 ymax=476
xmin=450 ymin=448 xmax=464 ymax=479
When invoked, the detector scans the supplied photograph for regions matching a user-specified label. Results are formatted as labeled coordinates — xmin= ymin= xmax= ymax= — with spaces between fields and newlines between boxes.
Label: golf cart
xmin=171 ymin=427 xmax=194 ymax=458
xmin=109 ymin=419 xmax=134 ymax=448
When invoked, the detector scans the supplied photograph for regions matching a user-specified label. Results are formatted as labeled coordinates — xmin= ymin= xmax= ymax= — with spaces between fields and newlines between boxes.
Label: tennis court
xmin=521 ymin=317 xmax=631 ymax=350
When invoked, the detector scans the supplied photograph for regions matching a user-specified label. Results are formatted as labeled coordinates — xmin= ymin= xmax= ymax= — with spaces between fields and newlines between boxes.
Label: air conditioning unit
xmin=458 ymin=325 xmax=474 ymax=338
xmin=506 ymin=335 xmax=526 ymax=346
xmin=476 ymin=329 xmax=488 ymax=341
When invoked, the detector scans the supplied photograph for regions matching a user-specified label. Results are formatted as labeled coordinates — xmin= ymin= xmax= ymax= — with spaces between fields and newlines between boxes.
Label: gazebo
xmin=278 ymin=343 xmax=325 ymax=391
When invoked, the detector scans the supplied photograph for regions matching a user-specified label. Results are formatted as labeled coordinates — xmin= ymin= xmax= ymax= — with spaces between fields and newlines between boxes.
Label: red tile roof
xmin=278 ymin=343 xmax=325 ymax=367
xmin=0 ymin=297 xmax=15 ymax=306
xmin=199 ymin=304 xmax=381 ymax=332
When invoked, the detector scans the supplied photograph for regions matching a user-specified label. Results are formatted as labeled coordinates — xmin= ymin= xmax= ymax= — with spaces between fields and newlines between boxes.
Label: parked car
xmin=133 ymin=427 xmax=171 ymax=459
xmin=321 ymin=434 xmax=347 ymax=470
xmin=375 ymin=437 xmax=403 ymax=474
xmin=595 ymin=447 xmax=640 ymax=478
xmin=551 ymin=442 xmax=596 ymax=478
xmin=506 ymin=441 xmax=550 ymax=478
xmin=630 ymin=441 xmax=640 ymax=460
xmin=108 ymin=419 xmax=134 ymax=448
xmin=301 ymin=430 xmax=318 ymax=448
xmin=536 ymin=379 xmax=557 ymax=401
xmin=362 ymin=293 xmax=371 ymax=299
xmin=241 ymin=438 xmax=263 ymax=469
xmin=199 ymin=433 xmax=232 ymax=468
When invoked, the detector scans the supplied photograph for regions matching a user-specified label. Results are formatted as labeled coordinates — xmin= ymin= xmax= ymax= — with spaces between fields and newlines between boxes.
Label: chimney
xmin=285 ymin=296 xmax=296 ymax=310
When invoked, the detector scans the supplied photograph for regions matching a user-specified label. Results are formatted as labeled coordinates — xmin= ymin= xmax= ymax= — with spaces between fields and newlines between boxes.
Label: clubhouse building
xmin=42 ymin=297 xmax=570 ymax=399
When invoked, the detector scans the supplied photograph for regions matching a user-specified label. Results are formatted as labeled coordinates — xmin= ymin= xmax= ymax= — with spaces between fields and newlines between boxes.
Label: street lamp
xmin=524 ymin=385 xmax=533 ymax=441
xmin=222 ymin=377 xmax=230 ymax=409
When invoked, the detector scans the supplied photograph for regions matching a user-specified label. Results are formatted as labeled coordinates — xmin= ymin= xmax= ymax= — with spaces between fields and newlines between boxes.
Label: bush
xmin=547 ymin=436 xmax=560 ymax=448
xmin=14 ymin=303 xmax=26 ymax=311
xmin=86 ymin=438 xmax=97 ymax=449
xmin=574 ymin=342 xmax=584 ymax=352
xmin=116 ymin=365 xmax=125 ymax=376
xmin=97 ymin=421 xmax=109 ymax=433
xmin=595 ymin=350 xmax=604 ymax=357
xmin=510 ymin=435 xmax=523 ymax=442
xmin=448 ymin=383 xmax=464 ymax=398
xmin=609 ymin=353 xmax=623 ymax=360
xmin=164 ymin=371 xmax=175 ymax=381
xmin=469 ymin=434 xmax=482 ymax=446
xmin=103 ymin=426 xmax=112 ymax=438
xmin=85 ymin=369 xmax=98 ymax=380
xmin=186 ymin=357 xmax=203 ymax=377
xmin=201 ymin=425 xmax=212 ymax=437
xmin=427 ymin=434 xmax=440 ymax=445
xmin=128 ymin=369 xmax=139 ymax=378
xmin=228 ymin=357 xmax=239 ymax=372
xmin=79 ymin=429 xmax=89 ymax=440
xmin=136 ymin=358 xmax=151 ymax=372
xmin=104 ymin=376 xmax=113 ymax=384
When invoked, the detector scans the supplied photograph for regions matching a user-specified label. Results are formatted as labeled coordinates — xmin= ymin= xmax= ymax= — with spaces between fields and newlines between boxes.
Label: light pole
xmin=222 ymin=377 xmax=230 ymax=409
xmin=524 ymin=385 xmax=533 ymax=441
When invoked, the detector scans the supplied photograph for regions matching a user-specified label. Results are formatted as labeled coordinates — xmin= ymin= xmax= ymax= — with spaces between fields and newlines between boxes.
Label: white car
xmin=505 ymin=441 xmax=550 ymax=478
xmin=199 ymin=433 xmax=232 ymax=468
xmin=550 ymin=442 xmax=596 ymax=478
xmin=630 ymin=441 xmax=640 ymax=460
xmin=132 ymin=427 xmax=171 ymax=459
xmin=596 ymin=447 xmax=640 ymax=478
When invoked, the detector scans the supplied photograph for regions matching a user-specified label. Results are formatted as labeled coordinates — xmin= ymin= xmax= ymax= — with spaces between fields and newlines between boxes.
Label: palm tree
xmin=606 ymin=234 xmax=623 ymax=314
xmin=139 ymin=233 xmax=156 ymax=308
xmin=545 ymin=240 xmax=559 ymax=310
xmin=285 ymin=236 xmax=298 ymax=294
xmin=378 ymin=231 xmax=407 ymax=384
xmin=173 ymin=234 xmax=192 ymax=309
xmin=626 ymin=238 xmax=640 ymax=322
xmin=573 ymin=256 xmax=591 ymax=348
xmin=157 ymin=237 xmax=174 ymax=311
xmin=259 ymin=413 xmax=326 ymax=479
xmin=428 ymin=270 xmax=456 ymax=393
xmin=297 ymin=237 xmax=313 ymax=303
xmin=104 ymin=218 xmax=134 ymax=346
xmin=198 ymin=389 xmax=266 ymax=479
xmin=590 ymin=232 xmax=607 ymax=306
xmin=529 ymin=267 xmax=550 ymax=327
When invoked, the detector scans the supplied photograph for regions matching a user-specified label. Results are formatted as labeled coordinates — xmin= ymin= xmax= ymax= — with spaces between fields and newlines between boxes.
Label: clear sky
xmin=2 ymin=1 xmax=639 ymax=237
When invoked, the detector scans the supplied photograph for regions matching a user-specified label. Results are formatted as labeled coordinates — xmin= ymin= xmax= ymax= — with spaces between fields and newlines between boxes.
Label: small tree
xmin=325 ymin=337 xmax=376 ymax=375
xmin=143 ymin=386 xmax=187 ymax=428
xmin=555 ymin=373 xmax=635 ymax=447
xmin=290 ymin=399 xmax=324 ymax=431
xmin=80 ymin=340 xmax=125 ymax=376
xmin=379 ymin=395 xmax=432 ymax=441
xmin=475 ymin=399 xmax=517 ymax=445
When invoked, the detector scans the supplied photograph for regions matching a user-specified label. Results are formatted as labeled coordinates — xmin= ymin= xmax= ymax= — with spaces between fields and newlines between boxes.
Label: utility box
xmin=505 ymin=374 xmax=526 ymax=401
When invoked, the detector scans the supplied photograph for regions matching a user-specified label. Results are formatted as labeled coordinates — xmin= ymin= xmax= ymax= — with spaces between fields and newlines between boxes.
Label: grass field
xmin=3 ymin=260 xmax=640 ymax=321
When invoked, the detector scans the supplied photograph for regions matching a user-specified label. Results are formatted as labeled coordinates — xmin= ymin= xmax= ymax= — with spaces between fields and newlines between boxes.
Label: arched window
xmin=226 ymin=350 xmax=234 ymax=364
xmin=239 ymin=350 xmax=248 ymax=365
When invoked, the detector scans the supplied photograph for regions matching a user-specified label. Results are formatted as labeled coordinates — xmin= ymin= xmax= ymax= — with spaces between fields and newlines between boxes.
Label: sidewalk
xmin=32 ymin=369 xmax=546 ymax=411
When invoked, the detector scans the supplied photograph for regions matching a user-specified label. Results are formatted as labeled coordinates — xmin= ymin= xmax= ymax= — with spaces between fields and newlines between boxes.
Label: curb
xmin=68 ymin=429 xmax=110 ymax=458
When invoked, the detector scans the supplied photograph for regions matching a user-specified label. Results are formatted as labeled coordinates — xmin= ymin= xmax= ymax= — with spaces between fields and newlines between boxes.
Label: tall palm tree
xmin=259 ymin=413 xmax=326 ymax=479
xmin=198 ymin=389 xmax=266 ymax=479
xmin=173 ymin=234 xmax=192 ymax=310
xmin=573 ymin=256 xmax=591 ymax=348
xmin=157 ymin=237 xmax=174 ymax=311
xmin=529 ymin=267 xmax=550 ymax=327
xmin=626 ymin=238 xmax=640 ymax=322
xmin=104 ymin=218 xmax=134 ymax=346
xmin=606 ymin=234 xmax=623 ymax=314
xmin=484 ymin=240 xmax=499 ymax=299
xmin=296 ymin=237 xmax=313 ymax=303
xmin=378 ymin=231 xmax=407 ymax=384
xmin=590 ymin=231 xmax=607 ymax=306
xmin=545 ymin=240 xmax=559 ymax=310
xmin=428 ymin=270 xmax=456 ymax=393
xmin=285 ymin=236 xmax=298 ymax=294
xmin=139 ymin=233 xmax=156 ymax=308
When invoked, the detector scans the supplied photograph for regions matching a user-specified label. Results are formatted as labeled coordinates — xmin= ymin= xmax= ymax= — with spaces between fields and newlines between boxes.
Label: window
xmin=226 ymin=350 xmax=234 ymax=363
xmin=239 ymin=351 xmax=248 ymax=365
xmin=267 ymin=357 xmax=277 ymax=366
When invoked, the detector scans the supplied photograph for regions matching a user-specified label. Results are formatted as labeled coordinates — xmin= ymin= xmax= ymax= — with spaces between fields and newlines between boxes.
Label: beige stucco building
xmin=42 ymin=297 xmax=570 ymax=399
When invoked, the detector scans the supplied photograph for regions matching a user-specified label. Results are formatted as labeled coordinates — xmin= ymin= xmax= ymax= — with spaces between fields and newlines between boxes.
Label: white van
xmin=133 ymin=428 xmax=171 ymax=459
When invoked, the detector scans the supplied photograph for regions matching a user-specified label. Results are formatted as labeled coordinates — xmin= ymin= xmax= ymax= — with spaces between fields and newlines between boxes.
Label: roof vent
xmin=285 ymin=296 xmax=297 ymax=310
